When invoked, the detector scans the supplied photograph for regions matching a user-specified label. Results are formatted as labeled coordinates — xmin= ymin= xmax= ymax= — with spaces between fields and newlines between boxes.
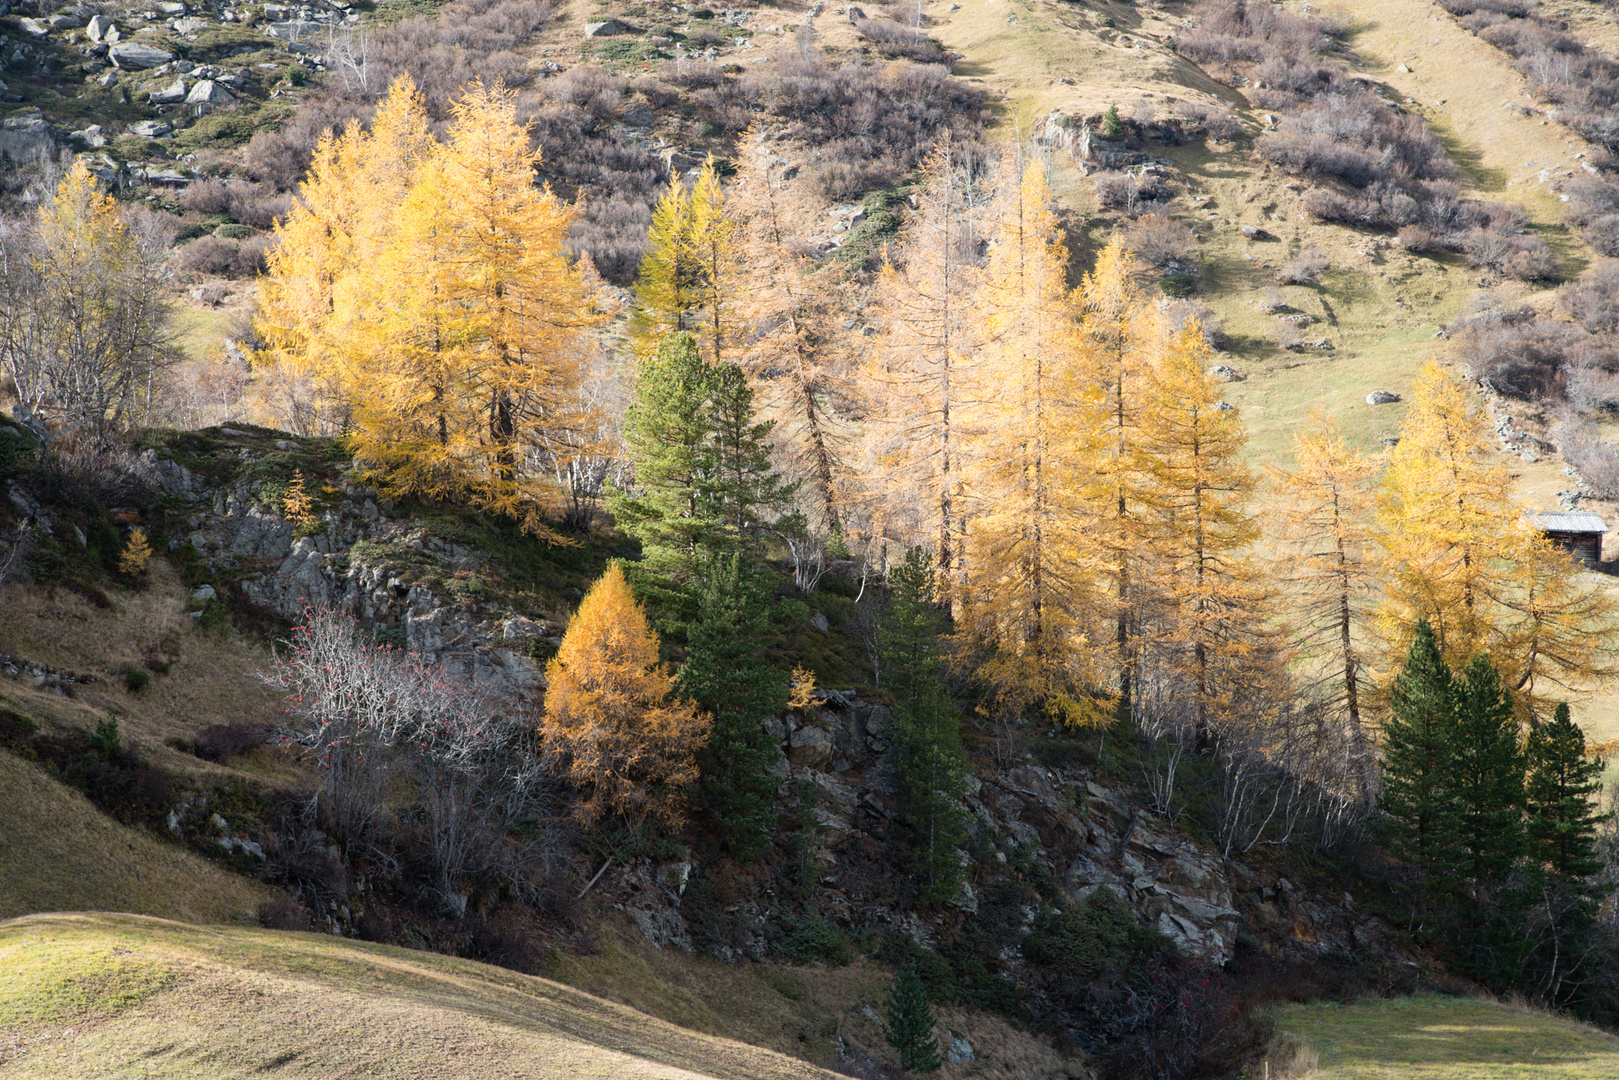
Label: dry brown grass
xmin=0 ymin=912 xmax=841 ymax=1078
xmin=0 ymin=752 xmax=271 ymax=923
xmin=0 ymin=562 xmax=294 ymax=785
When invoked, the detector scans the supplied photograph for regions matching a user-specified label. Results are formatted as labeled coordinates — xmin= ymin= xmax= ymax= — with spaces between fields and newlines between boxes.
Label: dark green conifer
xmin=1379 ymin=620 xmax=1462 ymax=932
xmin=682 ymin=553 xmax=788 ymax=861
xmin=884 ymin=964 xmax=943 ymax=1073
xmin=879 ymin=548 xmax=967 ymax=906
xmin=1449 ymin=653 xmax=1527 ymax=984
xmin=1526 ymin=702 xmax=1610 ymax=882
xmin=1450 ymin=654 xmax=1525 ymax=885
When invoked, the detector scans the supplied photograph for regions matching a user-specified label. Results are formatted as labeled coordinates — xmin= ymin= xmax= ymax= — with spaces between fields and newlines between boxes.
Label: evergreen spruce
xmin=880 ymin=548 xmax=968 ymax=906
xmin=611 ymin=332 xmax=721 ymax=629
xmin=1523 ymin=702 xmax=1613 ymax=1004
xmin=1527 ymin=703 xmax=1609 ymax=881
xmin=1379 ymin=620 xmax=1462 ymax=933
xmin=681 ymin=553 xmax=789 ymax=861
xmin=1449 ymin=653 xmax=1527 ymax=984
xmin=613 ymin=332 xmax=793 ymax=635
xmin=704 ymin=361 xmax=796 ymax=559
xmin=884 ymin=963 xmax=943 ymax=1073
xmin=1450 ymin=654 xmax=1526 ymax=885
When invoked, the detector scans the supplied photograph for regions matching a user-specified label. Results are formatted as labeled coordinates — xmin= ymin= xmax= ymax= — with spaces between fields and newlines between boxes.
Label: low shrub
xmin=1122 ymin=212 xmax=1197 ymax=267
xmin=773 ymin=912 xmax=852 ymax=965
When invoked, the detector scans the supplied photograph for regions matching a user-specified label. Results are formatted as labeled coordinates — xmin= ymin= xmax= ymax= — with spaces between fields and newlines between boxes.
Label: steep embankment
xmin=0 ymin=912 xmax=838 ymax=1079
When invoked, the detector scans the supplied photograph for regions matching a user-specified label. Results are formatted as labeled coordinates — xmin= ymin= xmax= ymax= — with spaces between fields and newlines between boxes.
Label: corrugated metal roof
xmin=1529 ymin=511 xmax=1609 ymax=533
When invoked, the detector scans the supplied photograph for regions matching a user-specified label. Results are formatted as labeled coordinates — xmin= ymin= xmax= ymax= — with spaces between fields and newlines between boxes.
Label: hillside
xmin=0 ymin=912 xmax=838 ymax=1078
xmin=7 ymin=0 xmax=1619 ymax=1078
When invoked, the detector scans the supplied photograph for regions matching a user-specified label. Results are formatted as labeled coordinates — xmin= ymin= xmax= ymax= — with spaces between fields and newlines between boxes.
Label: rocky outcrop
xmin=140 ymin=446 xmax=547 ymax=701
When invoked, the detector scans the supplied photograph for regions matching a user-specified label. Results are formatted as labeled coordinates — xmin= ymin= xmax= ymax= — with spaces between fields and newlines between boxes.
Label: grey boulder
xmin=110 ymin=42 xmax=174 ymax=69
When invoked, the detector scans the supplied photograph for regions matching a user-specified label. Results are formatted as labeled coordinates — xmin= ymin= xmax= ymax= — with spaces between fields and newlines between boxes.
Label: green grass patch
xmin=1273 ymin=994 xmax=1619 ymax=1079
xmin=0 ymin=939 xmax=180 ymax=1025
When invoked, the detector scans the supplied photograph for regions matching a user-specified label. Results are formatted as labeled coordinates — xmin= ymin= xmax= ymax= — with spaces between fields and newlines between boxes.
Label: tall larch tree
xmin=1071 ymin=238 xmax=1158 ymax=715
xmin=541 ymin=563 xmax=710 ymax=829
xmin=1377 ymin=362 xmax=1518 ymax=668
xmin=1378 ymin=363 xmax=1617 ymax=715
xmin=629 ymin=172 xmax=700 ymax=356
xmin=960 ymin=158 xmax=1102 ymax=725
xmin=1134 ymin=322 xmax=1266 ymax=740
xmin=871 ymin=146 xmax=984 ymax=604
xmin=732 ymin=130 xmax=850 ymax=535
xmin=688 ymin=157 xmax=739 ymax=363
xmin=258 ymin=76 xmax=433 ymax=420
xmin=346 ymin=80 xmax=600 ymax=536
xmin=1265 ymin=409 xmax=1380 ymax=786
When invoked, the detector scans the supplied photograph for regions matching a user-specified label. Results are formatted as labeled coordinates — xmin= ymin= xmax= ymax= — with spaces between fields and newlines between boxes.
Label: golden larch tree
xmin=628 ymin=171 xmax=700 ymax=357
xmin=870 ymin=145 xmax=985 ymax=603
xmin=1069 ymin=237 xmax=1159 ymax=711
xmin=688 ymin=157 xmax=739 ymax=363
xmin=342 ymin=79 xmax=602 ymax=536
xmin=1135 ymin=322 xmax=1268 ymax=740
xmin=731 ymin=130 xmax=852 ymax=534
xmin=541 ymin=563 xmax=711 ymax=829
xmin=958 ymin=158 xmax=1103 ymax=725
xmin=1376 ymin=362 xmax=1520 ymax=666
xmin=1265 ymin=409 xmax=1380 ymax=778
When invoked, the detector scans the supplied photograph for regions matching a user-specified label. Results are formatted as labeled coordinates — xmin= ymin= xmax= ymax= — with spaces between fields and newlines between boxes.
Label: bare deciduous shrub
xmin=179 ymin=178 xmax=233 ymax=215
xmin=227 ymin=183 xmax=295 ymax=230
xmin=1463 ymin=226 xmax=1554 ymax=280
xmin=1183 ymin=101 xmax=1242 ymax=141
xmin=636 ymin=76 xmax=679 ymax=108
xmin=854 ymin=18 xmax=952 ymax=64
xmin=1093 ymin=170 xmax=1166 ymax=215
xmin=1465 ymin=320 xmax=1573 ymax=399
xmin=265 ymin=608 xmax=563 ymax=912
xmin=1279 ymin=247 xmax=1328 ymax=284
xmin=1162 ymin=297 xmax=1227 ymax=350
xmin=1568 ymin=365 xmax=1619 ymax=413
xmin=1561 ymin=428 xmax=1619 ymax=495
xmin=1560 ymin=259 xmax=1619 ymax=332
xmin=1397 ymin=224 xmax=1439 ymax=251
xmin=176 ymin=233 xmax=275 ymax=278
xmin=1258 ymin=285 xmax=1286 ymax=312
xmin=1122 ymin=212 xmax=1197 ymax=267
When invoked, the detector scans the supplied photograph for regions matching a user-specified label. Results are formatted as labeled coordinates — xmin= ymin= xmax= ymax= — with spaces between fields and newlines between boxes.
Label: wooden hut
xmin=1528 ymin=511 xmax=1607 ymax=567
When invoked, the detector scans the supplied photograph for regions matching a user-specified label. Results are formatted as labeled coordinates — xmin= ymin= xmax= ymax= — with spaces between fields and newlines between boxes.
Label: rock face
xmin=0 ymin=116 xmax=55 ymax=164
xmin=584 ymin=19 xmax=628 ymax=36
xmin=110 ymin=42 xmax=175 ymax=69
xmin=85 ymin=15 xmax=117 ymax=42
xmin=139 ymin=447 xmax=547 ymax=702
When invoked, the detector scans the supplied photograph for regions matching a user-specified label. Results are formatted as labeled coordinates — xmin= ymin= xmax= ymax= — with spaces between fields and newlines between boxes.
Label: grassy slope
xmin=0 ymin=912 xmax=837 ymax=1079
xmin=1273 ymin=994 xmax=1619 ymax=1079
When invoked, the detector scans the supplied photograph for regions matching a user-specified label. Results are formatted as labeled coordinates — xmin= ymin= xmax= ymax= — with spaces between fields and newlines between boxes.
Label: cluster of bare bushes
xmin=1438 ymin=0 xmax=1619 ymax=261
xmin=243 ymin=0 xmax=984 ymax=280
xmin=263 ymin=608 xmax=563 ymax=919
xmin=1451 ymin=264 xmax=1619 ymax=408
xmin=1181 ymin=0 xmax=1552 ymax=280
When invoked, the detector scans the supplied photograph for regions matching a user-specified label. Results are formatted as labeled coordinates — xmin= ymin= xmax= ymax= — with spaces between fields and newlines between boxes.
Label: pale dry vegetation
xmin=1183 ymin=0 xmax=1553 ymax=281
xmin=0 ymin=913 xmax=838 ymax=1079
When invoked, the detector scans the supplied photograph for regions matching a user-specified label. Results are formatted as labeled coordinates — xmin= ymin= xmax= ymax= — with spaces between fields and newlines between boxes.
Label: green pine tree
xmin=1449 ymin=653 xmax=1527 ymax=985
xmin=1379 ymin=619 xmax=1463 ymax=935
xmin=610 ymin=333 xmax=721 ymax=632
xmin=1101 ymin=103 xmax=1123 ymax=138
xmin=1523 ymin=702 xmax=1614 ymax=1005
xmin=704 ymin=361 xmax=796 ymax=559
xmin=682 ymin=553 xmax=789 ymax=861
xmin=1527 ymin=703 xmax=1610 ymax=881
xmin=880 ymin=548 xmax=968 ymax=907
xmin=1451 ymin=654 xmax=1526 ymax=885
xmin=884 ymin=963 xmax=943 ymax=1073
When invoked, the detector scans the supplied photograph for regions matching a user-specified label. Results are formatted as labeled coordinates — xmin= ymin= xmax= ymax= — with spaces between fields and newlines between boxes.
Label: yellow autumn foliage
xmin=541 ymin=564 xmax=710 ymax=829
